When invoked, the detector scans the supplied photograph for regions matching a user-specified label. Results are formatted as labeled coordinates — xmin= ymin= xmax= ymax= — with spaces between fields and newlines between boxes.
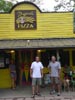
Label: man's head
xmin=35 ymin=56 xmax=40 ymax=62
xmin=51 ymin=56 xmax=56 ymax=63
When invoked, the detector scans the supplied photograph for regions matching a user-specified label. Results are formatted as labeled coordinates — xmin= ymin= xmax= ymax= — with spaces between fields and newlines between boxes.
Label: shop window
xmin=59 ymin=50 xmax=70 ymax=67
xmin=72 ymin=51 xmax=75 ymax=66
xmin=0 ymin=51 xmax=10 ymax=68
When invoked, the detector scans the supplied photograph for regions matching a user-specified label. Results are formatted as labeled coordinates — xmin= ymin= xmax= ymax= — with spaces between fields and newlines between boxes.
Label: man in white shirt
xmin=30 ymin=56 xmax=43 ymax=98
xmin=48 ymin=56 xmax=61 ymax=96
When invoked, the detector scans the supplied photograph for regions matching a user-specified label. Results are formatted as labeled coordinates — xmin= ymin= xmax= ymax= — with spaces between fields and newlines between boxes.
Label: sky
xmin=6 ymin=0 xmax=74 ymax=12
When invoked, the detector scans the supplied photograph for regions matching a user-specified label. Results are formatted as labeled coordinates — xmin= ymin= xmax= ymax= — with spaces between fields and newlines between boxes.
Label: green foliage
xmin=54 ymin=0 xmax=74 ymax=11
xmin=0 ymin=0 xmax=13 ymax=12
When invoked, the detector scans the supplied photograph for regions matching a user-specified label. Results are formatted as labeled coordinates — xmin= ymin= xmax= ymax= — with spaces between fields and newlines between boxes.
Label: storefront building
xmin=0 ymin=2 xmax=75 ymax=88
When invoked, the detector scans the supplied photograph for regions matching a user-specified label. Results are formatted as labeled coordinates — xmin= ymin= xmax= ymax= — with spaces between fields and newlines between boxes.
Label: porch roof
xmin=0 ymin=38 xmax=75 ymax=49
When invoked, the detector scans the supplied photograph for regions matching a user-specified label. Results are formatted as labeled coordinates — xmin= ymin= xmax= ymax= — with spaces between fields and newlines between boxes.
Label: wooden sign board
xmin=15 ymin=10 xmax=37 ymax=30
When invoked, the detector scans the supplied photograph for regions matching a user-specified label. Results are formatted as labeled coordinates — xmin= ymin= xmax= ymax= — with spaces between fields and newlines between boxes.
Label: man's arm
xmin=58 ymin=69 xmax=61 ymax=77
xmin=48 ymin=62 xmax=51 ymax=74
xmin=40 ymin=62 xmax=44 ymax=77
xmin=58 ymin=62 xmax=61 ymax=78
xmin=41 ymin=68 xmax=43 ymax=78
xmin=30 ymin=63 xmax=33 ymax=78
xmin=30 ymin=68 xmax=33 ymax=78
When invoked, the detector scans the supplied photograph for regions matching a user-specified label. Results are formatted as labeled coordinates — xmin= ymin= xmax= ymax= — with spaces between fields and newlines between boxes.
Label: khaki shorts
xmin=51 ymin=77 xmax=60 ymax=84
xmin=32 ymin=78 xmax=42 ymax=86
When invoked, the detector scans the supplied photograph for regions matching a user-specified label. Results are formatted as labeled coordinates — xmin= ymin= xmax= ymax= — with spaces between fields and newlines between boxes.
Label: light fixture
xmin=27 ymin=40 xmax=30 ymax=45
xmin=37 ymin=50 xmax=41 ymax=53
xmin=27 ymin=40 xmax=30 ymax=43
xmin=10 ymin=50 xmax=15 ymax=53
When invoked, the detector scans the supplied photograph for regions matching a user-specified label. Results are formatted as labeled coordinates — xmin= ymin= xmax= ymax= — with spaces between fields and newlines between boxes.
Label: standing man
xmin=48 ymin=56 xmax=61 ymax=96
xmin=30 ymin=56 xmax=43 ymax=98
xmin=9 ymin=60 xmax=16 ymax=89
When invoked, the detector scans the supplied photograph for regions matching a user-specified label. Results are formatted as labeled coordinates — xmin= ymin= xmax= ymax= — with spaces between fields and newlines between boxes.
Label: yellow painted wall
xmin=0 ymin=69 xmax=11 ymax=88
xmin=0 ymin=3 xmax=74 ymax=39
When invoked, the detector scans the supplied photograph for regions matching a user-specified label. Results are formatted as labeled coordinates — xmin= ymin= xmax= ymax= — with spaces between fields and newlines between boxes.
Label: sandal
xmin=31 ymin=94 xmax=35 ymax=98
xmin=37 ymin=93 xmax=41 ymax=96
xmin=35 ymin=92 xmax=37 ymax=95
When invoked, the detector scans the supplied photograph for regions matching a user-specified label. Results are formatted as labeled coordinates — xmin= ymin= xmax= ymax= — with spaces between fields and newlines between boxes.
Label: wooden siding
xmin=0 ymin=4 xmax=74 ymax=39
xmin=0 ymin=69 xmax=11 ymax=88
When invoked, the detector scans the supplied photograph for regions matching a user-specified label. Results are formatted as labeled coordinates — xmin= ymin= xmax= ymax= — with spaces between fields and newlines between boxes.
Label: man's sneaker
xmin=50 ymin=90 xmax=56 ymax=95
xmin=57 ymin=92 xmax=60 ymax=96
xmin=31 ymin=94 xmax=35 ymax=98
xmin=53 ymin=90 xmax=56 ymax=94
xmin=50 ymin=92 xmax=53 ymax=95
xmin=35 ymin=92 xmax=37 ymax=95
xmin=37 ymin=93 xmax=41 ymax=96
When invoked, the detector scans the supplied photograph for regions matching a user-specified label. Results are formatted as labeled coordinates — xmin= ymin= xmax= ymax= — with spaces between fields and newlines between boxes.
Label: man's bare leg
xmin=50 ymin=83 xmax=55 ymax=94
xmin=36 ymin=85 xmax=41 ymax=96
xmin=50 ymin=77 xmax=55 ymax=94
xmin=11 ymin=78 xmax=15 ymax=89
xmin=57 ymin=84 xmax=61 ymax=96
xmin=36 ymin=85 xmax=41 ymax=93
xmin=32 ymin=86 xmax=35 ymax=95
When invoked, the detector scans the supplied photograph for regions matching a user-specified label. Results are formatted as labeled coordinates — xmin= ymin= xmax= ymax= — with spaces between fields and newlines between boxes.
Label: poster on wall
xmin=15 ymin=10 xmax=37 ymax=30
xmin=0 ymin=57 xmax=4 ymax=68
xmin=6 ymin=58 xmax=9 ymax=65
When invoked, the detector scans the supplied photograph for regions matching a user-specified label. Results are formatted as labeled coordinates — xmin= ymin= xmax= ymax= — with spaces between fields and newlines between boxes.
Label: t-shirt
xmin=48 ymin=61 xmax=61 ymax=77
xmin=31 ymin=61 xmax=43 ymax=78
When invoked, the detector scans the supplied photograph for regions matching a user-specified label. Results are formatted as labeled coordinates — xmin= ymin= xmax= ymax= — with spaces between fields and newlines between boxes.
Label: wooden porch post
xmin=69 ymin=49 xmax=72 ymax=68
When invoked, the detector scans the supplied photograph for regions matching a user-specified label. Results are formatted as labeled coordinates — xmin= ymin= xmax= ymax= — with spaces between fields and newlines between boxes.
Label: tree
xmin=0 ymin=0 xmax=74 ymax=12
xmin=29 ymin=0 xmax=74 ymax=12
xmin=54 ymin=0 xmax=74 ymax=12
xmin=0 ymin=0 xmax=13 ymax=12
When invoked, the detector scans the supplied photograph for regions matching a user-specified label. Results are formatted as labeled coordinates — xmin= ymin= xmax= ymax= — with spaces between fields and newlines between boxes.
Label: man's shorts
xmin=51 ymin=77 xmax=60 ymax=84
xmin=32 ymin=78 xmax=42 ymax=86
xmin=11 ymin=72 xmax=16 ymax=79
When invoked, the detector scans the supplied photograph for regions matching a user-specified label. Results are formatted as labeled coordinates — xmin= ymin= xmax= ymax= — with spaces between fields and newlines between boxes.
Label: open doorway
xmin=1 ymin=49 xmax=70 ymax=87
xmin=15 ymin=49 xmax=37 ymax=86
xmin=14 ymin=49 xmax=57 ymax=86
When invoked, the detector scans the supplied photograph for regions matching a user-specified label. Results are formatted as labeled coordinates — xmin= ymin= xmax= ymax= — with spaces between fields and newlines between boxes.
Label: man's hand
xmin=58 ymin=75 xmax=61 ymax=80
xmin=30 ymin=74 xmax=32 ymax=78
xmin=30 ymin=69 xmax=33 ymax=78
xmin=41 ymin=74 xmax=43 ymax=78
xmin=58 ymin=69 xmax=61 ymax=80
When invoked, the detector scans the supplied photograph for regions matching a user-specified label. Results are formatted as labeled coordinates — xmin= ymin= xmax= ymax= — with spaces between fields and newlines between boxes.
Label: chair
xmin=62 ymin=72 xmax=70 ymax=92
xmin=63 ymin=78 xmax=70 ymax=92
xmin=70 ymin=73 xmax=75 ymax=91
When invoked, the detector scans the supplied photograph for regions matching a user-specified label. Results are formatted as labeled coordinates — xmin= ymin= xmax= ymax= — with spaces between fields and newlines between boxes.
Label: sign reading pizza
xmin=15 ymin=10 xmax=36 ymax=30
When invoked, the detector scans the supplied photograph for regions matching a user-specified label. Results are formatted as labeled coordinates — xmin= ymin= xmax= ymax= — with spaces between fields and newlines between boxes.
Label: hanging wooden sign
xmin=15 ymin=10 xmax=37 ymax=30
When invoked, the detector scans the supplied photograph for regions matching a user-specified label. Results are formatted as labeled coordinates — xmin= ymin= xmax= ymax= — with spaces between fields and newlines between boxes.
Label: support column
xmin=56 ymin=50 xmax=60 ymax=61
xmin=69 ymin=49 xmax=72 ymax=67
xmin=10 ymin=50 xmax=15 ymax=60
xmin=37 ymin=50 xmax=41 ymax=58
xmin=18 ymin=50 xmax=22 ymax=86
xmin=31 ymin=50 xmax=33 ymax=63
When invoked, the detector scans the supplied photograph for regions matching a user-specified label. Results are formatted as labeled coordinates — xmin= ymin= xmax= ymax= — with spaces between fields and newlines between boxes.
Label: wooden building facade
xmin=0 ymin=2 xmax=75 ymax=88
